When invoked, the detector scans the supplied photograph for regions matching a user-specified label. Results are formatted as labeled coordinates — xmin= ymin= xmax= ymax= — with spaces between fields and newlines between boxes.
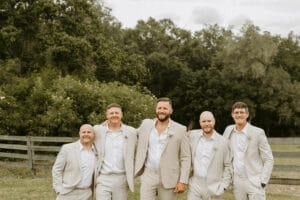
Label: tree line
xmin=1 ymin=0 xmax=299 ymax=136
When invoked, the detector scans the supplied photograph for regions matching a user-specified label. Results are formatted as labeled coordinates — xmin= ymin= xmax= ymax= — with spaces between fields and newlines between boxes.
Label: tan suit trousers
xmin=188 ymin=176 xmax=223 ymax=200
xmin=56 ymin=188 xmax=92 ymax=200
xmin=96 ymin=174 xmax=128 ymax=200
xmin=233 ymin=175 xmax=266 ymax=200
xmin=140 ymin=168 xmax=176 ymax=200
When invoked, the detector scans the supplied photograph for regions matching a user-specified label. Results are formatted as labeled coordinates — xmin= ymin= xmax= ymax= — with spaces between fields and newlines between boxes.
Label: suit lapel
xmin=161 ymin=120 xmax=174 ymax=154
xmin=208 ymin=136 xmax=218 ymax=167
xmin=192 ymin=134 xmax=201 ymax=160
xmin=123 ymin=127 xmax=128 ymax=159
xmin=144 ymin=120 xmax=154 ymax=148
xmin=244 ymin=124 xmax=253 ymax=153
xmin=226 ymin=126 xmax=235 ymax=140
xmin=75 ymin=141 xmax=81 ymax=168
xmin=101 ymin=131 xmax=106 ymax=158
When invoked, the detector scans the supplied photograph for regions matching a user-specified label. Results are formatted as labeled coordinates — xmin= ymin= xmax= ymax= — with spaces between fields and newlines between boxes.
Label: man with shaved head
xmin=52 ymin=124 xmax=97 ymax=200
xmin=188 ymin=111 xmax=231 ymax=200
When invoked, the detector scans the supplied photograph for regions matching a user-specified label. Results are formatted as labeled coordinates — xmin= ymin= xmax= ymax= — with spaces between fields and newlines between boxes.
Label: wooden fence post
xmin=26 ymin=136 xmax=35 ymax=175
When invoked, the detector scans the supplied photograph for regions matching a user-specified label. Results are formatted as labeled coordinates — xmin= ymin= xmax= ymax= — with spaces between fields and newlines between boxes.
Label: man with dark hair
xmin=94 ymin=103 xmax=137 ymax=200
xmin=52 ymin=124 xmax=96 ymax=200
xmin=223 ymin=101 xmax=274 ymax=200
xmin=135 ymin=97 xmax=191 ymax=200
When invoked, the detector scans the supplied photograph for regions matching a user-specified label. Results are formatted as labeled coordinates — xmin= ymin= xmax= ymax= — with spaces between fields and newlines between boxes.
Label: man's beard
xmin=203 ymin=127 xmax=213 ymax=135
xmin=156 ymin=113 xmax=170 ymax=122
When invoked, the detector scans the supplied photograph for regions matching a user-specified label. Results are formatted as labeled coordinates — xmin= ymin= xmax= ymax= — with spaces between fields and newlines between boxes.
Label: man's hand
xmin=174 ymin=182 xmax=187 ymax=193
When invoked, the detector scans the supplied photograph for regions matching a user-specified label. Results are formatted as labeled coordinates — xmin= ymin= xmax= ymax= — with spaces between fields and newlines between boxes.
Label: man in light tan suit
xmin=188 ymin=111 xmax=231 ymax=200
xmin=52 ymin=124 xmax=97 ymax=200
xmin=223 ymin=102 xmax=274 ymax=200
xmin=94 ymin=103 xmax=137 ymax=200
xmin=135 ymin=97 xmax=191 ymax=200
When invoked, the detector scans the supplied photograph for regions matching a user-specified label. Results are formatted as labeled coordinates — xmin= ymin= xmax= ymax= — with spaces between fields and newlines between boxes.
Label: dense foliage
xmin=0 ymin=0 xmax=299 ymax=136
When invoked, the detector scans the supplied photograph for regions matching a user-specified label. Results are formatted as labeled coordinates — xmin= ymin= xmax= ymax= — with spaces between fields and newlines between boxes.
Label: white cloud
xmin=191 ymin=7 xmax=222 ymax=25
xmin=229 ymin=14 xmax=252 ymax=29
xmin=103 ymin=0 xmax=300 ymax=36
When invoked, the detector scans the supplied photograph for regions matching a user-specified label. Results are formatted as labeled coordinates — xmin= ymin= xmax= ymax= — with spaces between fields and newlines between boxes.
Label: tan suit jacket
xmin=189 ymin=130 xmax=232 ymax=196
xmin=52 ymin=140 xmax=97 ymax=195
xmin=93 ymin=124 xmax=137 ymax=192
xmin=223 ymin=124 xmax=274 ymax=187
xmin=135 ymin=119 xmax=191 ymax=189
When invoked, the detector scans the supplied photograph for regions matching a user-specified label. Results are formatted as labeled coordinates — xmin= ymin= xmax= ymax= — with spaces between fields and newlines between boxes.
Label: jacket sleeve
xmin=179 ymin=128 xmax=192 ymax=184
xmin=258 ymin=131 xmax=274 ymax=184
xmin=221 ymin=138 xmax=233 ymax=189
xmin=52 ymin=145 xmax=67 ymax=193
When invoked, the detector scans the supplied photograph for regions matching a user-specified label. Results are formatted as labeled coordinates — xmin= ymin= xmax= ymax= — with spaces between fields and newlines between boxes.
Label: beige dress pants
xmin=140 ymin=168 xmax=176 ymax=200
xmin=96 ymin=174 xmax=128 ymax=200
xmin=56 ymin=188 xmax=92 ymax=200
xmin=233 ymin=176 xmax=266 ymax=200
xmin=188 ymin=176 xmax=223 ymax=200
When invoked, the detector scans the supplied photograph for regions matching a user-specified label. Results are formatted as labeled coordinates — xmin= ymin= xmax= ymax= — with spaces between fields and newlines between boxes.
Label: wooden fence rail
xmin=0 ymin=135 xmax=299 ymax=185
xmin=0 ymin=135 xmax=77 ymax=170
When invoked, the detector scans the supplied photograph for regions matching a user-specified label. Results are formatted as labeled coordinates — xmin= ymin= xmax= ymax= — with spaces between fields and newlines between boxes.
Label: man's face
xmin=155 ymin=101 xmax=173 ymax=122
xmin=231 ymin=108 xmax=249 ymax=126
xmin=106 ymin=107 xmax=123 ymax=125
xmin=199 ymin=113 xmax=215 ymax=135
xmin=79 ymin=125 xmax=95 ymax=145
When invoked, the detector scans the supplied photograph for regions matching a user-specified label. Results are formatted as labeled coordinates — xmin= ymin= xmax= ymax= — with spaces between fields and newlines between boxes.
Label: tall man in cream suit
xmin=223 ymin=102 xmax=274 ymax=200
xmin=135 ymin=97 xmax=191 ymax=200
xmin=52 ymin=124 xmax=97 ymax=200
xmin=94 ymin=103 xmax=137 ymax=200
xmin=188 ymin=111 xmax=231 ymax=200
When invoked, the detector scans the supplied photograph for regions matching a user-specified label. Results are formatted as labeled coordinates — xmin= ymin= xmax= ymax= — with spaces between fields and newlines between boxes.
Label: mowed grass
xmin=0 ymin=143 xmax=299 ymax=200
xmin=271 ymin=144 xmax=300 ymax=152
xmin=271 ymin=144 xmax=300 ymax=179
xmin=0 ymin=167 xmax=299 ymax=200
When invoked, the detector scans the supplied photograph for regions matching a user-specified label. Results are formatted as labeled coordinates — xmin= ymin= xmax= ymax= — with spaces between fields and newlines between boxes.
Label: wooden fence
xmin=0 ymin=135 xmax=299 ymax=185
xmin=0 ymin=135 xmax=76 ymax=171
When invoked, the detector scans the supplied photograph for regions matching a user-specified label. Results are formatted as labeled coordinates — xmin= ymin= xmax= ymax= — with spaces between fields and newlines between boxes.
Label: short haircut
xmin=106 ymin=103 xmax=122 ymax=111
xmin=232 ymin=101 xmax=249 ymax=112
xmin=79 ymin=124 xmax=94 ymax=132
xmin=199 ymin=111 xmax=215 ymax=121
xmin=157 ymin=97 xmax=172 ymax=107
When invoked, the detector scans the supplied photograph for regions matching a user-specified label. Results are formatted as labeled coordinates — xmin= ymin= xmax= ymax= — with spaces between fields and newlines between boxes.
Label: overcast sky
xmin=103 ymin=0 xmax=300 ymax=36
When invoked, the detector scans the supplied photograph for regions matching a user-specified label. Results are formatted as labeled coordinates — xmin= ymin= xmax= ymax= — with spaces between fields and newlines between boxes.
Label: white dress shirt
xmin=77 ymin=144 xmax=96 ymax=188
xmin=194 ymin=130 xmax=216 ymax=178
xmin=100 ymin=127 xmax=125 ymax=174
xmin=231 ymin=123 xmax=249 ymax=177
xmin=145 ymin=121 xmax=170 ymax=170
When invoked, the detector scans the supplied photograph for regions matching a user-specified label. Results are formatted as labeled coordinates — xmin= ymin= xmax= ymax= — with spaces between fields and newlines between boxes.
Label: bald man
xmin=188 ymin=111 xmax=232 ymax=200
xmin=52 ymin=124 xmax=97 ymax=200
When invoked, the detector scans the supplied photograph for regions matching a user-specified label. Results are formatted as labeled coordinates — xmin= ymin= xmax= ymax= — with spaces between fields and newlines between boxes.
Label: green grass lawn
xmin=271 ymin=144 xmax=300 ymax=152
xmin=0 ymin=166 xmax=299 ymax=200
xmin=0 ymin=143 xmax=299 ymax=199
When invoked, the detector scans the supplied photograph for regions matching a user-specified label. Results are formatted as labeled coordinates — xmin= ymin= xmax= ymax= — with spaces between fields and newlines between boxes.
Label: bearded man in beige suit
xmin=52 ymin=124 xmax=97 ymax=200
xmin=188 ymin=111 xmax=231 ymax=200
xmin=94 ymin=103 xmax=137 ymax=200
xmin=223 ymin=102 xmax=274 ymax=200
xmin=135 ymin=97 xmax=191 ymax=200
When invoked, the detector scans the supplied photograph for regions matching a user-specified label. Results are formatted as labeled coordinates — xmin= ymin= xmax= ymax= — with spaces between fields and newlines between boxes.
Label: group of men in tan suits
xmin=52 ymin=99 xmax=274 ymax=200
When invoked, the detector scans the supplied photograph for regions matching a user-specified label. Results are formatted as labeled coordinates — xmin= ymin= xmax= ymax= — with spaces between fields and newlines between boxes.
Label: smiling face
xmin=155 ymin=101 xmax=173 ymax=122
xmin=199 ymin=111 xmax=215 ymax=135
xmin=79 ymin=124 xmax=95 ymax=146
xmin=106 ymin=106 xmax=123 ymax=126
xmin=231 ymin=108 xmax=249 ymax=127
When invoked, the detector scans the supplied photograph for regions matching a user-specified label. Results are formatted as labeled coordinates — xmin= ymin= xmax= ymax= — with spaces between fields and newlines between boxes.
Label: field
xmin=0 ymin=143 xmax=299 ymax=200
